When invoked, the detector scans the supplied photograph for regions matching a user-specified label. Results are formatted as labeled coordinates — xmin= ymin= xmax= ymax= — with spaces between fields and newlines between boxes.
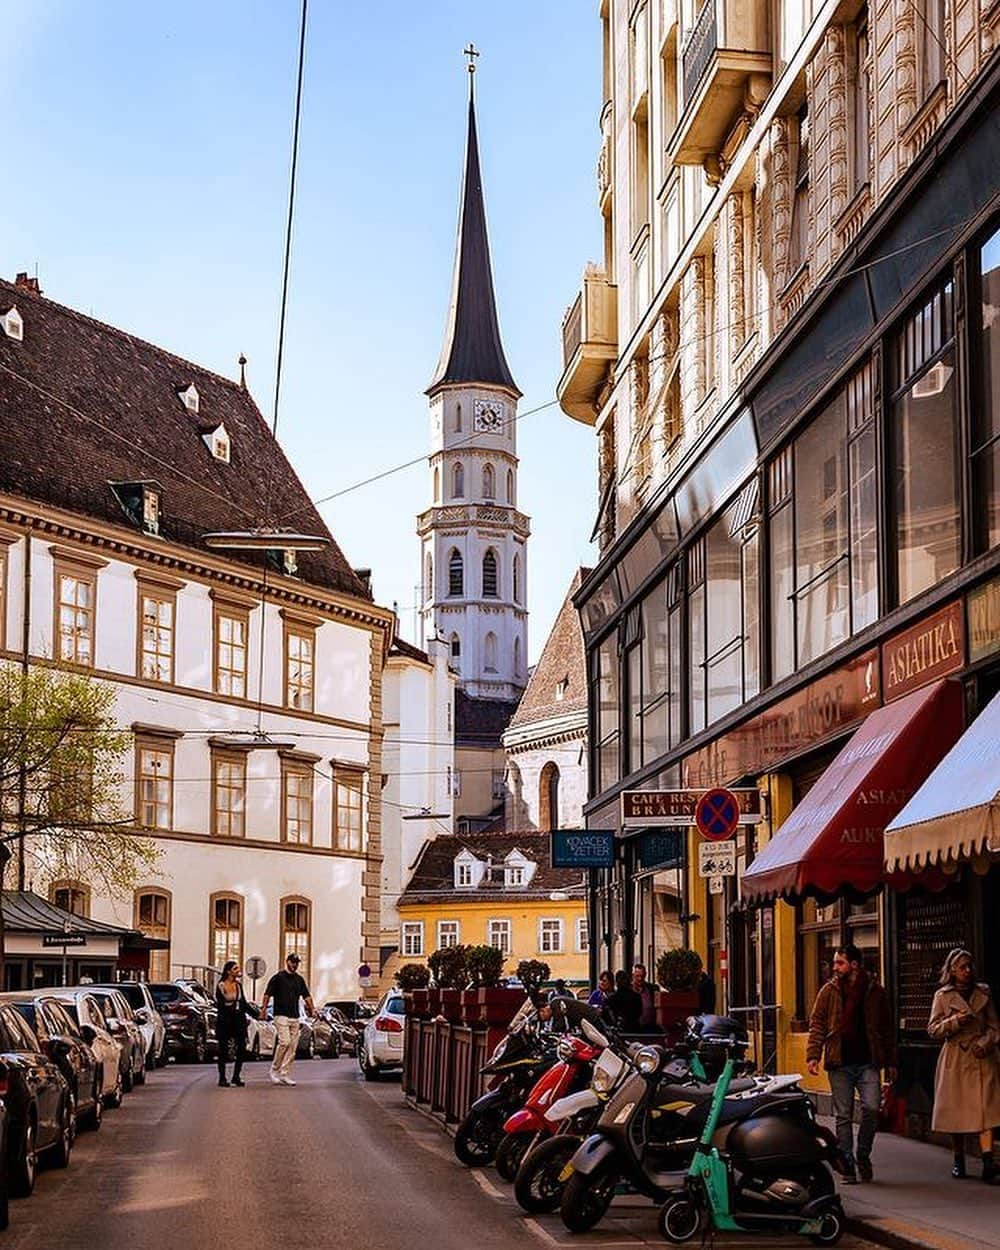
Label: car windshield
xmin=11 ymin=1002 xmax=36 ymax=1031
xmin=181 ymin=982 xmax=211 ymax=1004
xmin=53 ymin=998 xmax=80 ymax=1025
xmin=110 ymin=984 xmax=144 ymax=1009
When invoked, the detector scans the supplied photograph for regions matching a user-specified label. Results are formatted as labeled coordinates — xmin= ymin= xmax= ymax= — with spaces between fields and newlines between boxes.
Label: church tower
xmin=418 ymin=55 xmax=529 ymax=701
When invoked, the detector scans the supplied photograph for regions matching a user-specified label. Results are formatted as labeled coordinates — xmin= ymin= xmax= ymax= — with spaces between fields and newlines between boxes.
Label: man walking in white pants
xmin=260 ymin=953 xmax=315 ymax=1085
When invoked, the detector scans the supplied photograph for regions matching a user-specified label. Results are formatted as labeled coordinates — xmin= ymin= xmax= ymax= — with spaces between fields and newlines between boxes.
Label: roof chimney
xmin=14 ymin=272 xmax=41 ymax=295
xmin=353 ymin=567 xmax=372 ymax=594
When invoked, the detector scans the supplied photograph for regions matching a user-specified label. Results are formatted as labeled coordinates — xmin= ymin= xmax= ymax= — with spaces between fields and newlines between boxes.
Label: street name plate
xmin=621 ymin=788 xmax=762 ymax=828
xmin=42 ymin=933 xmax=86 ymax=947
xmin=698 ymin=840 xmax=736 ymax=878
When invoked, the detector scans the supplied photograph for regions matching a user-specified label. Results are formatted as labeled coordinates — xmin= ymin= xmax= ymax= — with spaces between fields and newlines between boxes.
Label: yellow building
xmin=396 ymin=832 xmax=589 ymax=986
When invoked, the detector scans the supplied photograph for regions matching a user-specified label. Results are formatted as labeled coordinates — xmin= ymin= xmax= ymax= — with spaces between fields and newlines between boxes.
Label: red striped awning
xmin=741 ymin=680 xmax=964 ymax=903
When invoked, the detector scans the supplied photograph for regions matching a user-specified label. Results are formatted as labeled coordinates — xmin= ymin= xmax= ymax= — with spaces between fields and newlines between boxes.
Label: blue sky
xmin=1 ymin=2 xmax=602 ymax=661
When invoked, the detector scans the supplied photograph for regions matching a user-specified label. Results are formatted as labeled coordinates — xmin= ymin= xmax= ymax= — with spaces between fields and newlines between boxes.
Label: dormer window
xmin=3 ymin=306 xmax=23 ymax=342
xmin=109 ymin=480 xmax=163 ymax=537
xmin=202 ymin=423 xmax=231 ymax=463
xmin=454 ymin=848 xmax=481 ymax=889
xmin=179 ymin=384 xmax=200 ymax=414
xmin=457 ymin=862 xmax=474 ymax=887
xmin=504 ymin=849 xmax=536 ymax=889
xmin=505 ymin=865 xmax=525 ymax=888
xmin=555 ymin=676 xmax=569 ymax=702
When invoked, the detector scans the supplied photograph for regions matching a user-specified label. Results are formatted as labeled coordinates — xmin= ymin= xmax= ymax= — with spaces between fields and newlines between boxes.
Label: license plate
xmin=558 ymin=1163 xmax=575 ymax=1183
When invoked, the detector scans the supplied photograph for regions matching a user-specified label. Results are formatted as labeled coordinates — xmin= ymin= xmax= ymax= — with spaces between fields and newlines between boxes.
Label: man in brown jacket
xmin=806 ymin=943 xmax=897 ymax=1184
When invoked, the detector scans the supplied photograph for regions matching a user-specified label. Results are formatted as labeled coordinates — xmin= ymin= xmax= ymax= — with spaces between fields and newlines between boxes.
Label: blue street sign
xmin=550 ymin=829 xmax=616 ymax=869
xmin=637 ymin=830 xmax=683 ymax=870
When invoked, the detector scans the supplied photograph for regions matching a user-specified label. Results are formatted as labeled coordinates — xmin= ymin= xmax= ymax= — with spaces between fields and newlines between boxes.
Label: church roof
xmin=454 ymin=689 xmax=520 ymax=747
xmin=426 ymin=92 xmax=520 ymax=399
xmin=508 ymin=568 xmax=591 ymax=731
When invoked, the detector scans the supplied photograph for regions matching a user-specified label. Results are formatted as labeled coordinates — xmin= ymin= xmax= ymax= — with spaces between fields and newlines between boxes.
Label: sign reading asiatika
xmin=550 ymin=829 xmax=616 ymax=869
xmin=621 ymin=788 xmax=762 ymax=828
xmin=681 ymin=648 xmax=880 ymax=789
xmin=881 ymin=600 xmax=964 ymax=701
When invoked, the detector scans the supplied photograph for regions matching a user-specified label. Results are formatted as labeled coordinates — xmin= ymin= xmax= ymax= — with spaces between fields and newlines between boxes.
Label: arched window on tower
xmin=513 ymin=554 xmax=521 ymax=604
xmin=482 ymin=463 xmax=495 ymax=499
xmin=450 ymin=633 xmax=461 ymax=671
xmin=452 ymin=463 xmax=465 ymax=499
xmin=448 ymin=549 xmax=464 ymax=597
xmin=433 ymin=466 xmax=440 ymax=502
xmin=482 ymin=549 xmax=499 ymax=598
xmin=513 ymin=635 xmax=522 ymax=680
xmin=506 ymin=469 xmax=514 ymax=504
xmin=484 ymin=631 xmax=497 ymax=672
xmin=539 ymin=762 xmax=560 ymax=832
xmin=454 ymin=403 xmax=462 ymax=432
xmin=424 ymin=553 xmax=434 ymax=601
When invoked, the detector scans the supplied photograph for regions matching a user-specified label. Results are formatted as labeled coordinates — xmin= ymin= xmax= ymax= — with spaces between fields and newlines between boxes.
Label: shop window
xmin=595 ymin=635 xmax=620 ymax=793
xmin=281 ymin=897 xmax=311 ymax=980
xmin=333 ymin=767 xmax=364 ymax=853
xmin=210 ymin=893 xmax=243 ymax=968
xmin=51 ymin=880 xmax=90 ymax=917
xmin=795 ymin=897 xmax=880 ymax=1019
xmin=892 ymin=282 xmax=960 ymax=604
xmin=135 ymin=889 xmax=171 ymax=981
xmin=974 ymin=224 xmax=1000 ymax=552
xmin=769 ymin=361 xmax=878 ymax=677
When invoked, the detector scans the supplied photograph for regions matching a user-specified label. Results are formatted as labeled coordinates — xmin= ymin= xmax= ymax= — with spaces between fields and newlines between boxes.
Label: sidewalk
xmin=826 ymin=1123 xmax=1000 ymax=1250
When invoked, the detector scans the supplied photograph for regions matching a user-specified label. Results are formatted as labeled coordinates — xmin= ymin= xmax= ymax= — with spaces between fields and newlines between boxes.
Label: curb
xmin=847 ymin=1214 xmax=996 ymax=1250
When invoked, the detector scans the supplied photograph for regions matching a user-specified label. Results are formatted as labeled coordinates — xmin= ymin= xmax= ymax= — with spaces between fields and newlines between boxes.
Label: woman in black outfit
xmin=215 ymin=960 xmax=253 ymax=1087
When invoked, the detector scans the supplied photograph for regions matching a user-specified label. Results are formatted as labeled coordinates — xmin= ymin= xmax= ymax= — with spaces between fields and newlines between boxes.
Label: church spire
xmin=426 ymin=51 xmax=520 ymax=399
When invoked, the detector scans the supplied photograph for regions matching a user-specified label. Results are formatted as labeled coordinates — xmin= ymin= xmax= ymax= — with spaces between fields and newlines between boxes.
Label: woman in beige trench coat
xmin=927 ymin=948 xmax=1000 ymax=1182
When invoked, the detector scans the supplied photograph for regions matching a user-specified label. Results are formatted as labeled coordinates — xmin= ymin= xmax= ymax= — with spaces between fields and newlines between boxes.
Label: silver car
xmin=92 ymin=982 xmax=166 ymax=1068
xmin=50 ymin=990 xmax=124 ymax=1108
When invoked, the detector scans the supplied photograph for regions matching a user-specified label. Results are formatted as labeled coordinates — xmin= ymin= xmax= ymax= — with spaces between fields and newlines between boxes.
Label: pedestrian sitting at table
xmin=927 ymin=947 xmax=1000 ymax=1184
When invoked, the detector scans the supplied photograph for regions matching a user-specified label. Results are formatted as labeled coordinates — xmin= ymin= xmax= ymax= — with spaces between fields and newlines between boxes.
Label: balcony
xmin=557 ymin=265 xmax=618 ymax=426
xmin=670 ymin=0 xmax=770 ymax=167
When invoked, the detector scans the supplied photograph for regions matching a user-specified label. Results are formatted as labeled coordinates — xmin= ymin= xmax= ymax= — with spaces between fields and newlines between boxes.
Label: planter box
xmin=440 ymin=988 xmax=462 ymax=1022
xmin=461 ymin=989 xmax=482 ymax=1025
xmin=426 ymin=987 xmax=442 ymax=1017
xmin=478 ymin=987 xmax=526 ymax=1029
xmin=656 ymin=989 xmax=701 ymax=1035
xmin=410 ymin=988 xmax=430 ymax=1017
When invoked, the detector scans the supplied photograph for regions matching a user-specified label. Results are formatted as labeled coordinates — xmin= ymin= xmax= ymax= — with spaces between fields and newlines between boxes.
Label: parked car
xmin=246 ymin=1005 xmax=276 ymax=1062
xmin=319 ymin=1006 xmax=358 ymax=1057
xmin=148 ymin=982 xmax=217 ymax=1062
xmin=0 ymin=994 xmax=102 ymax=1132
xmin=85 ymin=989 xmax=146 ymax=1091
xmin=358 ymin=991 xmax=406 ymax=1081
xmin=50 ymin=991 xmax=124 ymax=1109
xmin=298 ymin=1012 xmax=340 ymax=1059
xmin=92 ymin=983 xmax=166 ymax=1068
xmin=295 ymin=1016 xmax=317 ymax=1059
xmin=324 ymin=999 xmax=374 ymax=1047
xmin=0 ymin=1003 xmax=73 ymax=1196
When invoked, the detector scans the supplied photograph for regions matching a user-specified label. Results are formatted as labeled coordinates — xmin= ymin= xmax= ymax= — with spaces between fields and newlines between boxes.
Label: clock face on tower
xmin=474 ymin=398 xmax=506 ymax=433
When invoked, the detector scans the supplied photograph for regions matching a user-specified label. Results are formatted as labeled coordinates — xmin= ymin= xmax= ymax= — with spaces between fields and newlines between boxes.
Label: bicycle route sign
xmin=695 ymin=787 xmax=742 ymax=841
xmin=698 ymin=840 xmax=737 ymax=878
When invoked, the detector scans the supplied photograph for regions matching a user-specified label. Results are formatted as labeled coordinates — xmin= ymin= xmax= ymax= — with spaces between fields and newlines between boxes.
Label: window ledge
xmin=900 ymin=81 xmax=948 ymax=156
xmin=834 ymin=182 xmax=872 ymax=247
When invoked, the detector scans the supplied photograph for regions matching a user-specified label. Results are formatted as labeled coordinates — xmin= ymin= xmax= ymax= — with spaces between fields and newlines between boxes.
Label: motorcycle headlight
xmin=592 ymin=1065 xmax=614 ymax=1094
xmin=635 ymin=1046 xmax=661 ymax=1074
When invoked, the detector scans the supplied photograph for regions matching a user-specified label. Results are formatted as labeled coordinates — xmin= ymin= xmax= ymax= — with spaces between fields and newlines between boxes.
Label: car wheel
xmin=50 ymin=1093 xmax=75 ymax=1168
xmin=327 ymin=1035 xmax=340 ymax=1060
xmin=105 ymin=1069 xmax=124 ymax=1109
xmin=83 ymin=1075 xmax=103 ymax=1131
xmin=10 ymin=1115 xmax=37 ymax=1197
xmin=360 ymin=1047 xmax=379 ymax=1081
xmin=122 ymin=1060 xmax=134 ymax=1094
xmin=134 ymin=1054 xmax=146 ymax=1085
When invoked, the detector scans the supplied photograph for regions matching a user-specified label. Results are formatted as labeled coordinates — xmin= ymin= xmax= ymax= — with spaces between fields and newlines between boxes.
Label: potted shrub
xmin=516 ymin=959 xmax=551 ymax=1001
xmin=429 ymin=944 xmax=468 ymax=1020
xmin=469 ymin=944 xmax=524 ymax=1027
xmin=397 ymin=962 xmax=431 ymax=1015
xmin=655 ymin=948 xmax=704 ymax=1031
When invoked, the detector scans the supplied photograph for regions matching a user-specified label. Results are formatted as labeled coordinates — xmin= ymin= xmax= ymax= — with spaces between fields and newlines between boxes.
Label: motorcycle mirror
xmin=580 ymin=1018 xmax=610 ymax=1049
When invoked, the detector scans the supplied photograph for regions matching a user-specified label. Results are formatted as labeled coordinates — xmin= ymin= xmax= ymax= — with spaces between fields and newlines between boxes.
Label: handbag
xmin=878 ymin=1081 xmax=905 ymax=1133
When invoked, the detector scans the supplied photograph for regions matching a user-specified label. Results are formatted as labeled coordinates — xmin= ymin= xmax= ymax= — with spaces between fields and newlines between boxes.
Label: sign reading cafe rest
xmin=621 ymin=788 xmax=763 ymax=829
xmin=550 ymin=829 xmax=616 ymax=869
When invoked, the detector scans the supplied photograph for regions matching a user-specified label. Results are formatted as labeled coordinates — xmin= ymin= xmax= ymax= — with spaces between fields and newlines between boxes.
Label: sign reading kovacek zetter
xmin=550 ymin=829 xmax=616 ymax=869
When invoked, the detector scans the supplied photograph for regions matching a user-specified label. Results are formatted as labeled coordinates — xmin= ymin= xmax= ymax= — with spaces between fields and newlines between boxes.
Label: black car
xmin=318 ymin=1006 xmax=358 ymax=1057
xmin=323 ymin=1000 xmax=374 ymax=1046
xmin=148 ymin=982 xmax=217 ymax=1062
xmin=0 ymin=1003 xmax=73 ymax=1196
xmin=0 ymin=995 xmax=102 ymax=1133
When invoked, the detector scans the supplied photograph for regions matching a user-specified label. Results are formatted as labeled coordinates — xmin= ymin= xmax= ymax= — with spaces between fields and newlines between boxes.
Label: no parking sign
xmin=695 ymin=787 xmax=742 ymax=841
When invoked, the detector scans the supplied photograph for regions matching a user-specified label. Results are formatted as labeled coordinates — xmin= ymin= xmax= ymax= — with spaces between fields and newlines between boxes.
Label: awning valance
xmin=741 ymin=680 xmax=964 ymax=903
xmin=885 ymin=689 xmax=1000 ymax=873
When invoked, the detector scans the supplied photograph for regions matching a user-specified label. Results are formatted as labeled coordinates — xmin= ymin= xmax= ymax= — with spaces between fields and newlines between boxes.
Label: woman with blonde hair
xmin=927 ymin=947 xmax=1000 ymax=1182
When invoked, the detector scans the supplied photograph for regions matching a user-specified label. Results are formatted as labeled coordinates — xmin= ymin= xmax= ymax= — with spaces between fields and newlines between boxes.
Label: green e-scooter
xmin=657 ymin=1042 xmax=847 ymax=1247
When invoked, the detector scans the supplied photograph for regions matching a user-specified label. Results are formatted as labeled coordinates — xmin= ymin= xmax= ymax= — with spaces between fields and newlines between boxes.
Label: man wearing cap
xmin=261 ymin=953 xmax=315 ymax=1086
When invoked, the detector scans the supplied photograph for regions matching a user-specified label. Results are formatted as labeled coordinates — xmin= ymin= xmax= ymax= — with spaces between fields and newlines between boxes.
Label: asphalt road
xmin=3 ymin=1059 xmax=884 ymax=1250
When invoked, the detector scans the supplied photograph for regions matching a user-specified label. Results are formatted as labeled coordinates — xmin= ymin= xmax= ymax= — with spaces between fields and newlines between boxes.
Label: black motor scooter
xmin=559 ymin=1016 xmax=804 ymax=1234
xmin=454 ymin=1012 xmax=557 ymax=1167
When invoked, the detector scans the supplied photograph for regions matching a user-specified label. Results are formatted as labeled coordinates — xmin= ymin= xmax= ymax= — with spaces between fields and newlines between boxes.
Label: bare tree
xmin=0 ymin=663 xmax=160 ymax=975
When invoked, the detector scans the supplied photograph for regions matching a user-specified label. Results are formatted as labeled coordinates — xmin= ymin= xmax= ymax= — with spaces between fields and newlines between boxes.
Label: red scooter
xmin=494 ymin=1033 xmax=603 ymax=1182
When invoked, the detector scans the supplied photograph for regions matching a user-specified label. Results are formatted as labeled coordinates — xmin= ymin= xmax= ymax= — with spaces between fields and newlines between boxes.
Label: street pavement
xmin=5 ymin=1059 xmax=884 ymax=1250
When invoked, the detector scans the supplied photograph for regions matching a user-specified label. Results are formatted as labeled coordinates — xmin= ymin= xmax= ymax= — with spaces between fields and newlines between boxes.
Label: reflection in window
xmin=975 ymin=226 xmax=1000 ymax=551
xmin=893 ymin=283 xmax=960 ymax=604
xmin=595 ymin=635 xmax=620 ymax=792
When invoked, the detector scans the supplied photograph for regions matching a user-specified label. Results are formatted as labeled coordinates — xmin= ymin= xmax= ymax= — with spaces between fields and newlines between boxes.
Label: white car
xmin=358 ymin=991 xmax=405 ymax=1081
xmin=247 ymin=1008 xmax=276 ymax=1061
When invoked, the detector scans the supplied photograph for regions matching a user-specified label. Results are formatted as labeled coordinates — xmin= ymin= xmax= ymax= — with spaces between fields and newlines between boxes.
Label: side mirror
xmin=80 ymin=1024 xmax=96 ymax=1044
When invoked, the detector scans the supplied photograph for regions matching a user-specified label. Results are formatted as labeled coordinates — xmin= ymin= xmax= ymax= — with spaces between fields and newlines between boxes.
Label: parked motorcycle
xmin=559 ymin=1016 xmax=801 ymax=1233
xmin=453 ymin=1012 xmax=557 ymax=1167
xmin=657 ymin=1032 xmax=848 ymax=1246
xmin=495 ymin=1031 xmax=602 ymax=1182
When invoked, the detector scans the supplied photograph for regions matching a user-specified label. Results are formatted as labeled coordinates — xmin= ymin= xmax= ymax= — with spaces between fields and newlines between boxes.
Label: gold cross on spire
xmin=464 ymin=43 xmax=479 ymax=74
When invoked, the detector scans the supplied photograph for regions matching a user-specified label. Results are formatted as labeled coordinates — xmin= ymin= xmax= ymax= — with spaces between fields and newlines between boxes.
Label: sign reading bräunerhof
xmin=620 ymin=787 xmax=763 ymax=828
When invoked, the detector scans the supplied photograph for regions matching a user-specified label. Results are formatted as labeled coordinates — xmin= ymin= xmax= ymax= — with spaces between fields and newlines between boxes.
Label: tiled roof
xmin=389 ymin=637 xmax=430 ymax=664
xmin=426 ymin=96 xmax=519 ymax=398
xmin=398 ymin=832 xmax=586 ymax=905
xmin=509 ymin=568 xmax=591 ymax=730
xmin=0 ymin=278 xmax=368 ymax=598
xmin=455 ymin=689 xmax=519 ymax=746
xmin=2 ymin=890 xmax=138 ymax=937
